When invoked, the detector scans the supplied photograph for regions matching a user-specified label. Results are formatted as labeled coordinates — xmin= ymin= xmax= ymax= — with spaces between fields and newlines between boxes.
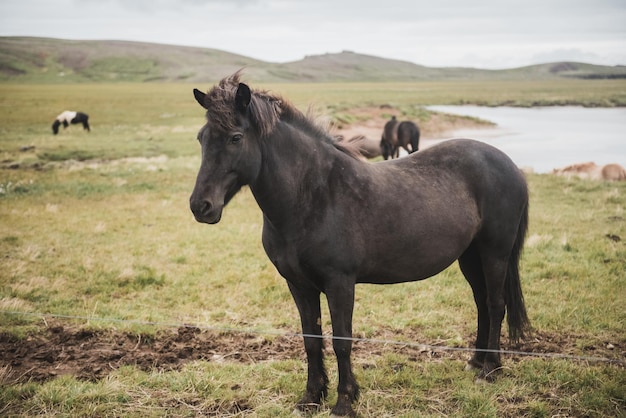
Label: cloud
xmin=1 ymin=0 xmax=625 ymax=68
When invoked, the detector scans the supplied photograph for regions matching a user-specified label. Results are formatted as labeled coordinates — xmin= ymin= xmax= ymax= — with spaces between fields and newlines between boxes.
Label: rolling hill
xmin=1 ymin=36 xmax=625 ymax=83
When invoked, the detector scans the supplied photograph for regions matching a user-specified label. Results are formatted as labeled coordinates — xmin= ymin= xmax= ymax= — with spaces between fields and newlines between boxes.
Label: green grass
xmin=276 ymin=79 xmax=626 ymax=108
xmin=1 ymin=79 xmax=624 ymax=167
xmin=1 ymin=81 xmax=625 ymax=417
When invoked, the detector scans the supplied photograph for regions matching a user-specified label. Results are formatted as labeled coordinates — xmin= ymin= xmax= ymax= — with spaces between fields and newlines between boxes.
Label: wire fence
xmin=2 ymin=310 xmax=624 ymax=366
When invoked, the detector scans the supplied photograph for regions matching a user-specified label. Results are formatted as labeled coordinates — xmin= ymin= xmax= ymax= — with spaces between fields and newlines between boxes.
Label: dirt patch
xmin=0 ymin=322 xmax=302 ymax=383
xmin=1 ymin=320 xmax=622 ymax=384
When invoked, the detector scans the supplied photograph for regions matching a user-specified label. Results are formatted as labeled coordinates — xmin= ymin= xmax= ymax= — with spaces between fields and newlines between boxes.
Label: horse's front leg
xmin=326 ymin=279 xmax=359 ymax=417
xmin=287 ymin=282 xmax=328 ymax=413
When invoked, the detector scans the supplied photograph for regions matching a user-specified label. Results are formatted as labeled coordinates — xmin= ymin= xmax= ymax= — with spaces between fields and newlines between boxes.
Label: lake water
xmin=426 ymin=106 xmax=626 ymax=173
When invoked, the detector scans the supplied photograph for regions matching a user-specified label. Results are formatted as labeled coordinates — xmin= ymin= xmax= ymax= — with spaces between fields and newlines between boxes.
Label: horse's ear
xmin=235 ymin=83 xmax=251 ymax=113
xmin=193 ymin=88 xmax=208 ymax=109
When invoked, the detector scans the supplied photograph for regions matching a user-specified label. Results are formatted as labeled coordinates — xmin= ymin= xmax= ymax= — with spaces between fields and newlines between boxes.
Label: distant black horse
xmin=52 ymin=111 xmax=90 ymax=135
xmin=380 ymin=115 xmax=420 ymax=159
xmin=190 ymin=73 xmax=530 ymax=417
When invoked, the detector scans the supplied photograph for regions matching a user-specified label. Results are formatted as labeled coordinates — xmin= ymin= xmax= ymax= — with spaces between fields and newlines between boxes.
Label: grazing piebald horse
xmin=190 ymin=73 xmax=530 ymax=417
xmin=380 ymin=116 xmax=420 ymax=159
xmin=52 ymin=111 xmax=90 ymax=135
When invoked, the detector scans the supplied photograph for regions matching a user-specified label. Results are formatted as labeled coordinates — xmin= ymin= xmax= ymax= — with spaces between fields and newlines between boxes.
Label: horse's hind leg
xmin=458 ymin=243 xmax=489 ymax=371
xmin=459 ymin=243 xmax=508 ymax=381
xmin=287 ymin=282 xmax=328 ymax=413
xmin=478 ymin=254 xmax=508 ymax=381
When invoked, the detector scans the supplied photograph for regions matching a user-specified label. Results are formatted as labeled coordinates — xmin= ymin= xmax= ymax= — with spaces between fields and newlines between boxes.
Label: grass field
xmin=1 ymin=80 xmax=625 ymax=417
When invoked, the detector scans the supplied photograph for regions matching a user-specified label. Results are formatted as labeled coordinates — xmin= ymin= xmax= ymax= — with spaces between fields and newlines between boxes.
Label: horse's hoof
xmin=475 ymin=376 xmax=489 ymax=385
xmin=465 ymin=357 xmax=484 ymax=371
xmin=294 ymin=402 xmax=321 ymax=415
xmin=465 ymin=362 xmax=481 ymax=371
xmin=330 ymin=406 xmax=356 ymax=418
xmin=475 ymin=367 xmax=499 ymax=383
xmin=329 ymin=407 xmax=356 ymax=417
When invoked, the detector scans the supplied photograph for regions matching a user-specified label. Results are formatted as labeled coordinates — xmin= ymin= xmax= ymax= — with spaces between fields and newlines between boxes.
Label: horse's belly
xmin=356 ymin=215 xmax=478 ymax=284
xmin=357 ymin=250 xmax=461 ymax=284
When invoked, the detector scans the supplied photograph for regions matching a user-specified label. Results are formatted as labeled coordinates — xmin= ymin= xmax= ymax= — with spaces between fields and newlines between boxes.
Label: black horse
xmin=190 ymin=73 xmax=530 ymax=417
xmin=380 ymin=115 xmax=420 ymax=159
xmin=52 ymin=111 xmax=90 ymax=135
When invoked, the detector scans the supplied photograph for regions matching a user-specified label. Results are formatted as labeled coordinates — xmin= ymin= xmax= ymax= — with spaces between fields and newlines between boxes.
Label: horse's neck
xmin=251 ymin=123 xmax=346 ymax=228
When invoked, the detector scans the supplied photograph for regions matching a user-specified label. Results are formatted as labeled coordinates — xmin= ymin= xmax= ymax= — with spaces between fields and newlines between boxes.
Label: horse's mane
xmin=205 ymin=71 xmax=360 ymax=159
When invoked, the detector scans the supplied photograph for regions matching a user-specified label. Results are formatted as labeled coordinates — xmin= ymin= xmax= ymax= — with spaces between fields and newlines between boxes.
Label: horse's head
xmin=190 ymin=78 xmax=264 ymax=224
xmin=52 ymin=120 xmax=61 ymax=135
xmin=380 ymin=138 xmax=392 ymax=160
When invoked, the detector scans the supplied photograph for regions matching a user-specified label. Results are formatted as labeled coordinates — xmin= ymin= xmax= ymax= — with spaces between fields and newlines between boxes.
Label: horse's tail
xmin=505 ymin=199 xmax=531 ymax=342
xmin=411 ymin=126 xmax=420 ymax=152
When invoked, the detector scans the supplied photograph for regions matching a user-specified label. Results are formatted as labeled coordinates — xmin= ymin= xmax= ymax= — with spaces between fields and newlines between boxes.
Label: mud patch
xmin=1 ymin=321 xmax=622 ymax=384
xmin=0 ymin=322 xmax=301 ymax=383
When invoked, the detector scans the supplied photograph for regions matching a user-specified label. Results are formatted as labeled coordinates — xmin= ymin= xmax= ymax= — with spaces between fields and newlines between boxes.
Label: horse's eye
xmin=231 ymin=133 xmax=243 ymax=144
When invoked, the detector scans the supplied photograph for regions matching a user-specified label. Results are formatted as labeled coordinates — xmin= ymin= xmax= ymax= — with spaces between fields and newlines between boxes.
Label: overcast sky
xmin=1 ymin=0 xmax=625 ymax=69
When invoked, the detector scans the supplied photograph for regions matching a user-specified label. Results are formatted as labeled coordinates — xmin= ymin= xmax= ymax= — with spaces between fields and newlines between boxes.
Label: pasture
xmin=1 ymin=80 xmax=625 ymax=417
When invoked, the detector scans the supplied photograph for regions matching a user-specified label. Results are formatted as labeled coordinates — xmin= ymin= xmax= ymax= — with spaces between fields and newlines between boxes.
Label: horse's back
xmin=57 ymin=110 xmax=77 ymax=122
xmin=397 ymin=120 xmax=419 ymax=137
xmin=414 ymin=139 xmax=526 ymax=218
xmin=405 ymin=139 xmax=522 ymax=182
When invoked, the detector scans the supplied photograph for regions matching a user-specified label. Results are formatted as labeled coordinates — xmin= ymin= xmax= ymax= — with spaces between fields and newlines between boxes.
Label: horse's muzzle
xmin=190 ymin=198 xmax=222 ymax=224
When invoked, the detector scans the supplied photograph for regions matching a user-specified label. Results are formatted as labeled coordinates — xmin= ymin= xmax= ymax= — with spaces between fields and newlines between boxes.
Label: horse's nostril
xmin=200 ymin=200 xmax=212 ymax=216
xmin=190 ymin=199 xmax=212 ymax=217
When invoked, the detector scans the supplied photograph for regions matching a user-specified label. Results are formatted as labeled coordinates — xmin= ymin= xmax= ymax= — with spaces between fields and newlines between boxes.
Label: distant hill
xmin=1 ymin=37 xmax=625 ymax=83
